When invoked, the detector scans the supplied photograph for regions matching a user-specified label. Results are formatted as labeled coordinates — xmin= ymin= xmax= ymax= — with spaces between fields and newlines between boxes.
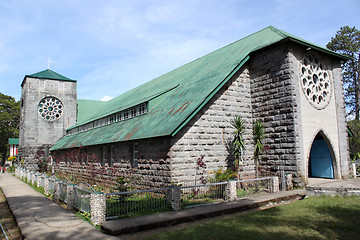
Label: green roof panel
xmin=8 ymin=138 xmax=19 ymax=145
xmin=76 ymin=99 xmax=107 ymax=124
xmin=22 ymin=69 xmax=76 ymax=87
xmin=50 ymin=26 xmax=347 ymax=151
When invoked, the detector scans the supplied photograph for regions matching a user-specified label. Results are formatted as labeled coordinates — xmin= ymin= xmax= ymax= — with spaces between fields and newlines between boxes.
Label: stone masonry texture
xmin=45 ymin=41 xmax=350 ymax=188
xmin=19 ymin=77 xmax=77 ymax=170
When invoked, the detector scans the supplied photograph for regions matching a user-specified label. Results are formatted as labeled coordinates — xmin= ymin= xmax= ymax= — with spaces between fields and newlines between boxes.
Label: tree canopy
xmin=0 ymin=92 xmax=20 ymax=163
xmin=347 ymin=120 xmax=360 ymax=160
xmin=326 ymin=26 xmax=360 ymax=119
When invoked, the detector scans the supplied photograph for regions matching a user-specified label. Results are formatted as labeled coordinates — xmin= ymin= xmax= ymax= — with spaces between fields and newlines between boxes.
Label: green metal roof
xmin=76 ymin=99 xmax=107 ymax=124
xmin=50 ymin=26 xmax=348 ymax=151
xmin=8 ymin=138 xmax=19 ymax=145
xmin=21 ymin=69 xmax=76 ymax=87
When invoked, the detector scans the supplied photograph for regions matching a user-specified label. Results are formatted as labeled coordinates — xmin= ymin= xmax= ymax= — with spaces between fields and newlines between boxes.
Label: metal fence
xmin=58 ymin=180 xmax=68 ymax=203
xmin=180 ymin=182 xmax=228 ymax=208
xmin=105 ymin=187 xmax=171 ymax=220
xmin=74 ymin=185 xmax=92 ymax=213
xmin=16 ymin=167 xmax=280 ymax=224
xmin=48 ymin=176 xmax=57 ymax=194
xmin=355 ymin=162 xmax=360 ymax=177
xmin=234 ymin=177 xmax=272 ymax=198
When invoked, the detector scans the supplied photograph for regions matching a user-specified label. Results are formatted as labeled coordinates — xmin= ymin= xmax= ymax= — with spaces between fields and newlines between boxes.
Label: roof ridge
xmin=268 ymin=26 xmax=288 ymax=37
xmin=22 ymin=69 xmax=76 ymax=87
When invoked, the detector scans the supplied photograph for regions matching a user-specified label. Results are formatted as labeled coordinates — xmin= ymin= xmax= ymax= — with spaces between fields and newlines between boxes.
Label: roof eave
xmin=286 ymin=37 xmax=351 ymax=61
xmin=21 ymin=75 xmax=77 ymax=87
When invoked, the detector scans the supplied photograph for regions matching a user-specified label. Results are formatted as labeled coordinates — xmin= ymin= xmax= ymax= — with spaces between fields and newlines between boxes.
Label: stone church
xmin=19 ymin=26 xmax=351 ymax=187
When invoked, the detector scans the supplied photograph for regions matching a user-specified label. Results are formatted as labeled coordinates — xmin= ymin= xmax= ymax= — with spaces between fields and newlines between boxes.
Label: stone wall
xmin=20 ymin=145 xmax=53 ymax=170
xmin=332 ymin=62 xmax=350 ymax=178
xmin=53 ymin=136 xmax=171 ymax=188
xmin=19 ymin=76 xmax=77 ymax=170
xmin=169 ymin=65 xmax=255 ymax=184
xmin=249 ymin=42 xmax=300 ymax=184
xmin=289 ymin=43 xmax=350 ymax=181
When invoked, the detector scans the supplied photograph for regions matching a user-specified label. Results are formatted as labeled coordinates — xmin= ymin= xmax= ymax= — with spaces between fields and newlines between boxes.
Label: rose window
xmin=300 ymin=53 xmax=331 ymax=109
xmin=38 ymin=97 xmax=63 ymax=121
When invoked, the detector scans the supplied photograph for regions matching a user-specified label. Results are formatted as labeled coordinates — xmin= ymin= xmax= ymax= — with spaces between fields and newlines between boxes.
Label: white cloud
xmin=101 ymin=95 xmax=113 ymax=101
xmin=1 ymin=0 xmax=360 ymax=102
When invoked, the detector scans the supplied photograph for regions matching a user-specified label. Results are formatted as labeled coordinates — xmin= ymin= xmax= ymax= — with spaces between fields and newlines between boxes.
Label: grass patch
xmin=145 ymin=196 xmax=360 ymax=240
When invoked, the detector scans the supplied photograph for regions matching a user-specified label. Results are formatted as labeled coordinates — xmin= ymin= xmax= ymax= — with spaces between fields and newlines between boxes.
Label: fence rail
xmin=58 ymin=181 xmax=68 ymax=203
xmin=74 ymin=186 xmax=92 ymax=213
xmin=180 ymin=182 xmax=228 ymax=208
xmin=15 ymin=167 xmax=283 ymax=225
xmin=234 ymin=177 xmax=272 ymax=198
xmin=355 ymin=162 xmax=360 ymax=177
xmin=105 ymin=187 xmax=171 ymax=220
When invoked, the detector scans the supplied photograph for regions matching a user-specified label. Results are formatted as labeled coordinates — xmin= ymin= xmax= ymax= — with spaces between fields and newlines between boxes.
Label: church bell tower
xmin=19 ymin=69 xmax=77 ymax=170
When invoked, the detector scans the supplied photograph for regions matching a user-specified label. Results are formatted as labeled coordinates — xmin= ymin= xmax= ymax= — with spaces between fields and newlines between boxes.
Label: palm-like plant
xmin=231 ymin=116 xmax=246 ymax=170
xmin=253 ymin=119 xmax=264 ymax=179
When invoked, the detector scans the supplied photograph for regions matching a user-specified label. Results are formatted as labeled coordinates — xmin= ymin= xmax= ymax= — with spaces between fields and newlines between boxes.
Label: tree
xmin=252 ymin=119 xmax=264 ymax=179
xmin=230 ymin=116 xmax=246 ymax=170
xmin=0 ymin=93 xmax=20 ymax=164
xmin=348 ymin=120 xmax=360 ymax=160
xmin=326 ymin=26 xmax=360 ymax=119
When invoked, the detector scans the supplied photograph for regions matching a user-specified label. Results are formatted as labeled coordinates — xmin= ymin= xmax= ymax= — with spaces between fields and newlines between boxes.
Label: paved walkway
xmin=3 ymin=171 xmax=358 ymax=239
xmin=306 ymin=177 xmax=360 ymax=196
xmin=0 ymin=173 xmax=118 ymax=240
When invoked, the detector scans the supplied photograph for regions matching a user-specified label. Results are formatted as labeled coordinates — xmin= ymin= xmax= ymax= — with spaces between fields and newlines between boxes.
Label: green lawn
xmin=145 ymin=196 xmax=360 ymax=240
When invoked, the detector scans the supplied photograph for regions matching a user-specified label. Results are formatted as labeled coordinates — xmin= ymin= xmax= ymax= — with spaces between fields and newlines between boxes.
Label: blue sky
xmin=0 ymin=0 xmax=359 ymax=101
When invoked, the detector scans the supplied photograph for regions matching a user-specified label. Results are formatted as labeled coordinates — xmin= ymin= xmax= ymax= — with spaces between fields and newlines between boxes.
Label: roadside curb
xmin=102 ymin=189 xmax=305 ymax=235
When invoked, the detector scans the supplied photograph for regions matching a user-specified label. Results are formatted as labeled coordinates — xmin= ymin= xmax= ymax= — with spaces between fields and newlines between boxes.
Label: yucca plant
xmin=208 ymin=168 xmax=237 ymax=199
xmin=231 ymin=116 xmax=246 ymax=171
xmin=208 ymin=168 xmax=237 ymax=183
xmin=253 ymin=119 xmax=264 ymax=179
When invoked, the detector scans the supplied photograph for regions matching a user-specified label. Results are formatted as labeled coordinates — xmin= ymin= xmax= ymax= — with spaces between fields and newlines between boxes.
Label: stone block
xmin=166 ymin=186 xmax=181 ymax=211
xmin=225 ymin=181 xmax=237 ymax=201
xmin=270 ymin=176 xmax=279 ymax=193
xmin=90 ymin=192 xmax=106 ymax=225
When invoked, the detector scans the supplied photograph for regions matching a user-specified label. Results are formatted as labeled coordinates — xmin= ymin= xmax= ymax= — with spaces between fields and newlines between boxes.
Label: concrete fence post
xmin=270 ymin=176 xmax=279 ymax=193
xmin=44 ymin=177 xmax=50 ymax=195
xmin=90 ymin=192 xmax=106 ymax=225
xmin=30 ymin=171 xmax=35 ymax=184
xmin=225 ymin=181 xmax=237 ymax=201
xmin=54 ymin=180 xmax=61 ymax=201
xmin=285 ymin=174 xmax=293 ymax=191
xmin=350 ymin=163 xmax=357 ymax=178
xmin=67 ymin=184 xmax=75 ymax=210
xmin=29 ymin=171 xmax=32 ymax=183
xmin=36 ymin=173 xmax=41 ymax=187
xmin=166 ymin=186 xmax=181 ymax=211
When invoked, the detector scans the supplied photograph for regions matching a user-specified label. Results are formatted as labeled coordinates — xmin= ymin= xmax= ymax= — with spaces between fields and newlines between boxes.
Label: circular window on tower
xmin=38 ymin=97 xmax=63 ymax=121
xmin=300 ymin=53 xmax=332 ymax=110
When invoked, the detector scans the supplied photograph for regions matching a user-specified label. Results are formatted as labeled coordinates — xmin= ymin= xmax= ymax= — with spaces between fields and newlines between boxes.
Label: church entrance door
xmin=309 ymin=134 xmax=334 ymax=179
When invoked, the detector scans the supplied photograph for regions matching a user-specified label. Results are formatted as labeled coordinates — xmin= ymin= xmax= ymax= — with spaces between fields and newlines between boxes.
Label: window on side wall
xmin=131 ymin=143 xmax=138 ymax=168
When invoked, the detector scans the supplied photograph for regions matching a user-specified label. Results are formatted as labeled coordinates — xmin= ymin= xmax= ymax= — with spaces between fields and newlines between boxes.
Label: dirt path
xmin=0 ymin=188 xmax=22 ymax=240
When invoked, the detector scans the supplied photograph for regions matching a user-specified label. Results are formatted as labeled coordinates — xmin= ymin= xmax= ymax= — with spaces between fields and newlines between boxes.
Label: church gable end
xmin=250 ymin=42 xmax=300 ymax=184
xmin=18 ymin=27 xmax=349 ymax=188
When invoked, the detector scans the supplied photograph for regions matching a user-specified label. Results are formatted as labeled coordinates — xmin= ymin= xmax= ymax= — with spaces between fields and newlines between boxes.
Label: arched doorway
xmin=309 ymin=133 xmax=334 ymax=179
